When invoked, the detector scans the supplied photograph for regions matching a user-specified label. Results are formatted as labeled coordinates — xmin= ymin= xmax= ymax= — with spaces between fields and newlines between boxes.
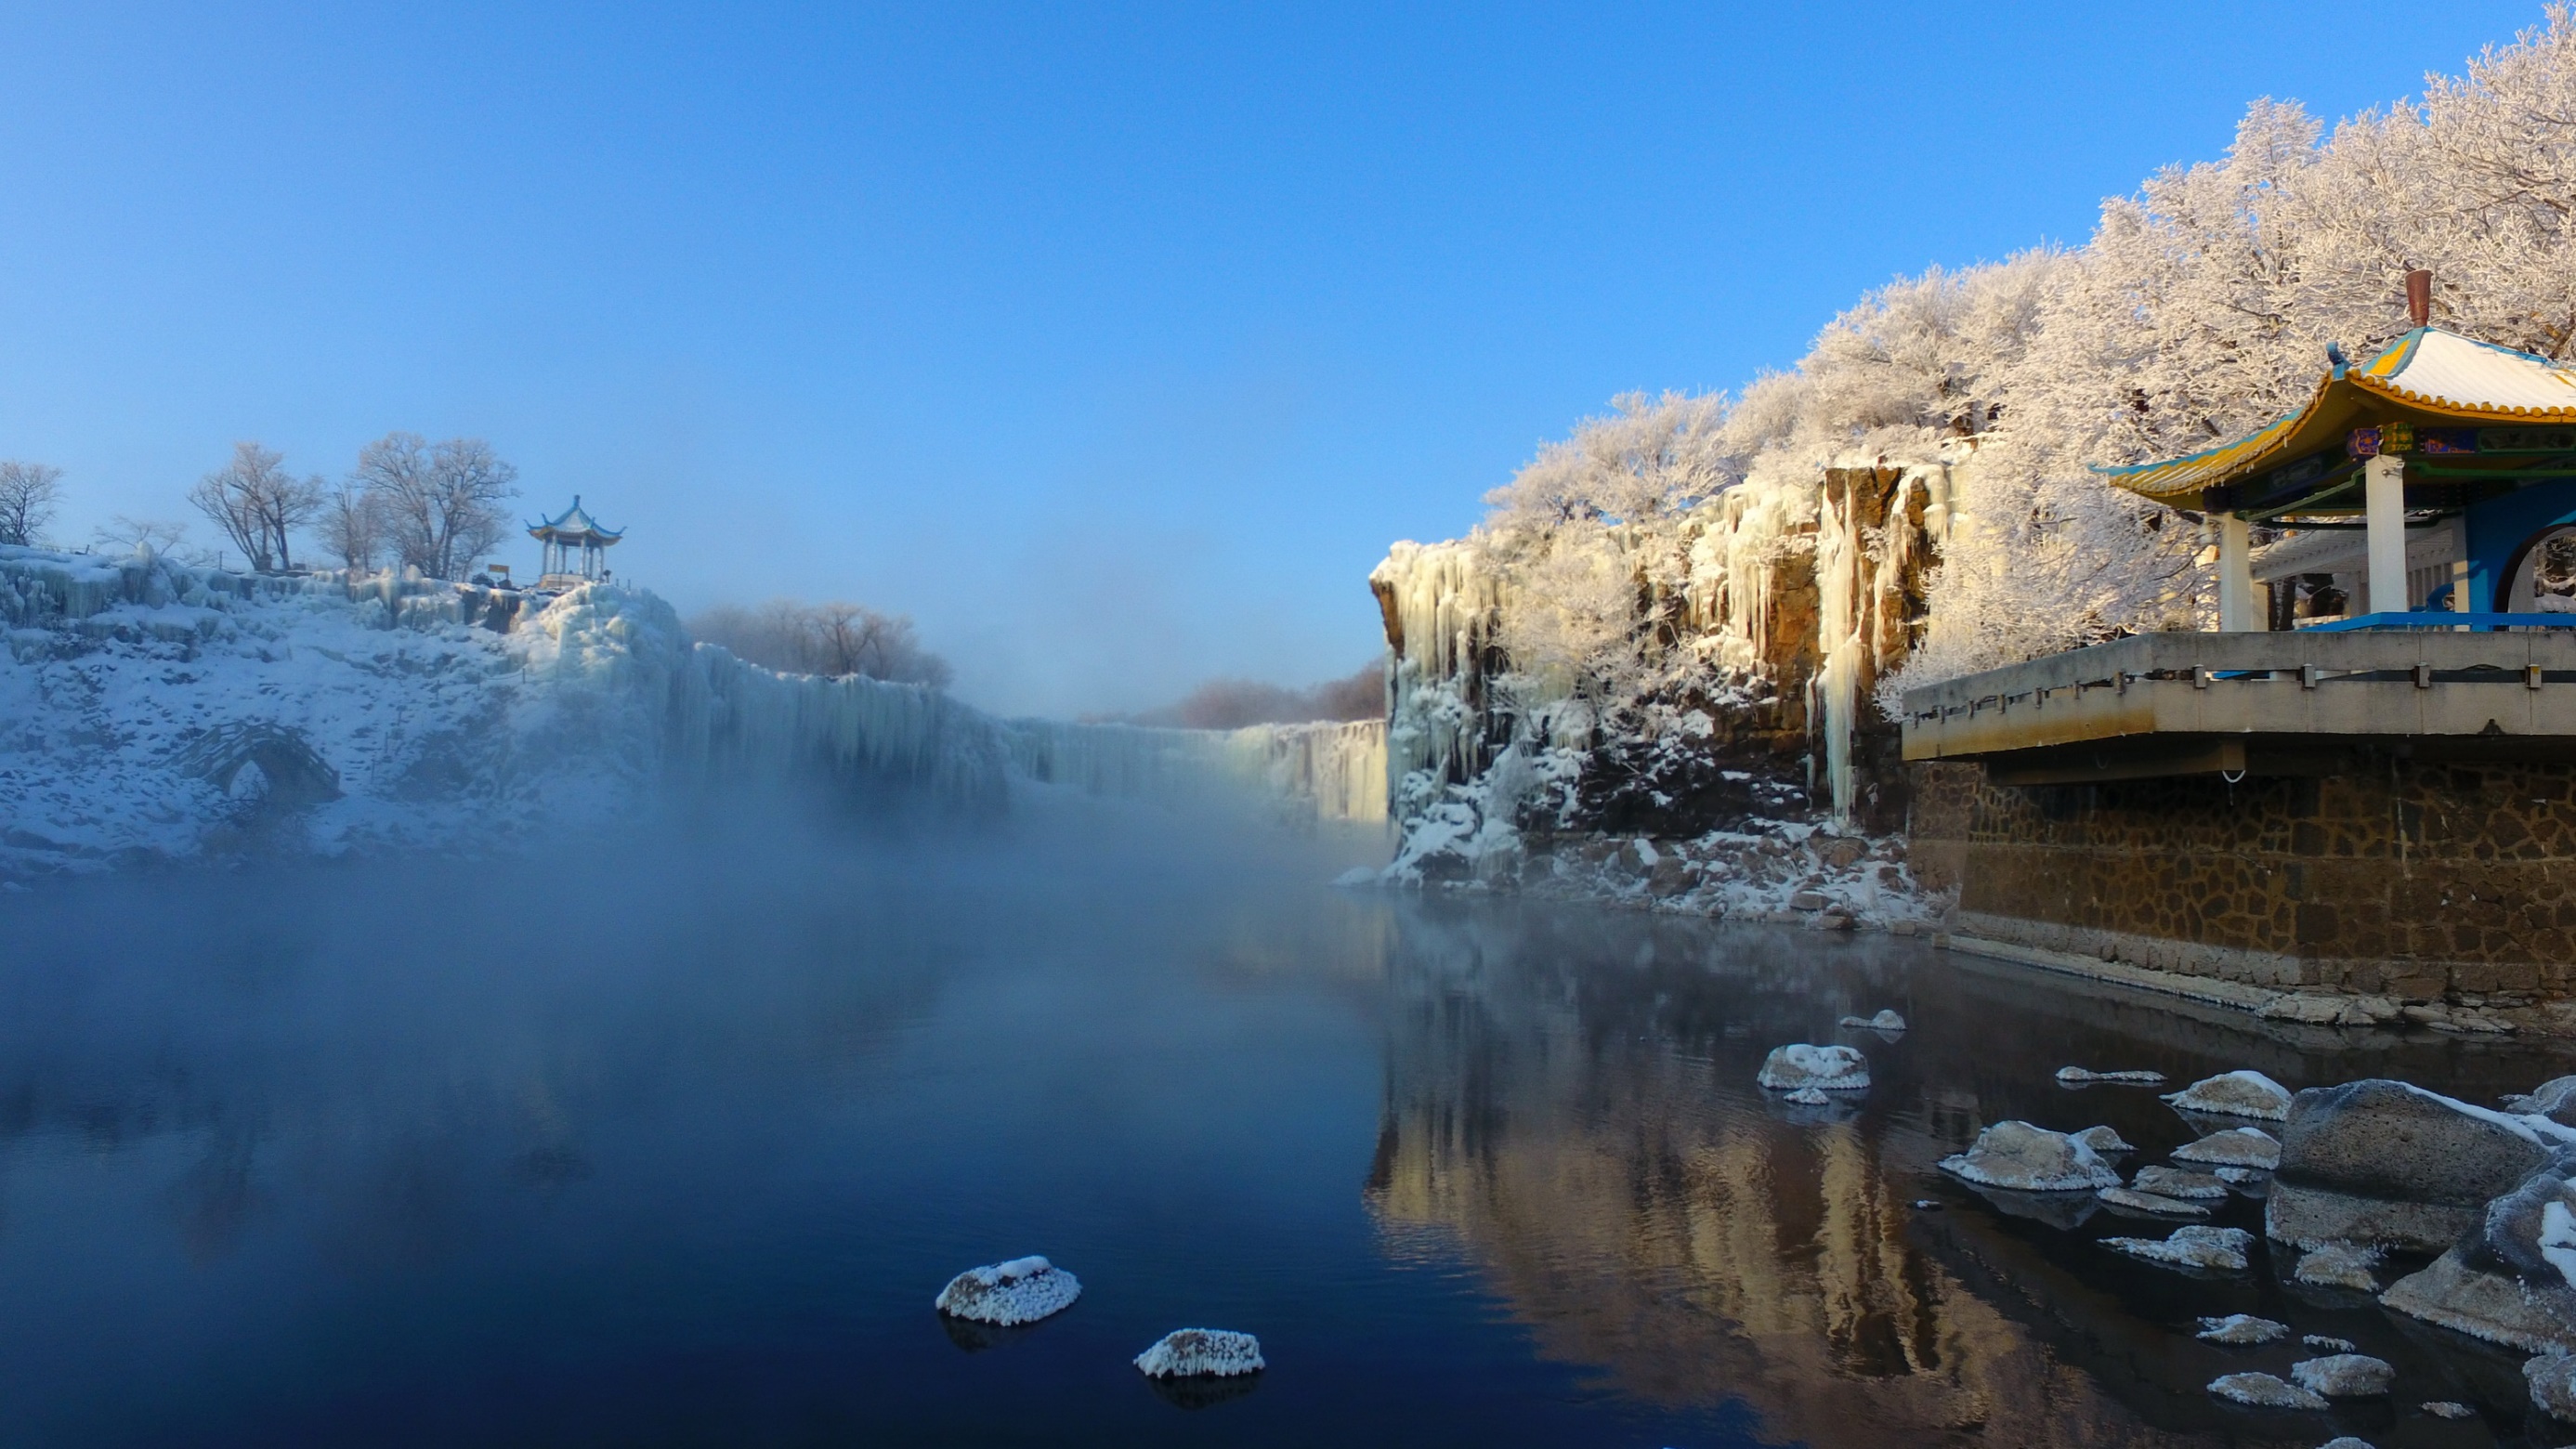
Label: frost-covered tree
xmin=357 ymin=433 xmax=518 ymax=581
xmin=90 ymin=516 xmax=188 ymax=557
xmin=0 ymin=460 xmax=63 ymax=547
xmin=688 ymin=598 xmax=953 ymax=686
xmin=189 ymin=443 xmax=323 ymax=572
xmin=318 ymin=480 xmax=386 ymax=571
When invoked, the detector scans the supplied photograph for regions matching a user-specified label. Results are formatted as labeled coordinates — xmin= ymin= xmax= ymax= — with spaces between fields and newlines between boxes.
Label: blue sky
xmin=0 ymin=2 xmax=2544 ymax=714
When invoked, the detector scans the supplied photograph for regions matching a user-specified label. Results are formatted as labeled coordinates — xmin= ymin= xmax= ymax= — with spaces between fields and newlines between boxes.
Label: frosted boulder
xmin=2131 ymin=1165 xmax=2228 ymax=1200
xmin=2269 ymin=1079 xmax=2558 ymax=1251
xmin=934 ymin=1257 xmax=1082 ymax=1325
xmin=2171 ymin=1127 xmax=2280 ymax=1170
xmin=2507 ymin=1074 xmax=2576 ymax=1128
xmin=2097 ymin=1185 xmax=2208 ymax=1217
xmin=2533 ymin=1352 xmax=2576 ymax=1420
xmin=1938 ymin=1121 xmax=2121 ymax=1192
xmin=2206 ymin=1371 xmax=2325 ymax=1409
xmin=2290 ymin=1353 xmax=2392 ymax=1398
xmin=2194 ymin=1313 xmax=2287 ymax=1345
xmin=2163 ymin=1070 xmax=2294 ymax=1120
xmin=1757 ymin=1044 xmax=1868 ymax=1092
xmin=2103 ymin=1224 xmax=2254 ymax=1271
xmin=2056 ymin=1066 xmax=2166 ymax=1085
xmin=2071 ymin=1125 xmax=2133 ymax=1155
xmin=2293 ymin=1242 xmax=2382 ymax=1291
xmin=1134 ymin=1328 xmax=1264 ymax=1378
xmin=1838 ymin=1010 xmax=1905 ymax=1031
xmin=2381 ymin=1159 xmax=2576 ymax=1351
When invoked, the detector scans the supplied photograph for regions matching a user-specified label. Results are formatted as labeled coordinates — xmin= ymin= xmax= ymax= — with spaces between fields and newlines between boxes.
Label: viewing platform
xmin=1902 ymin=622 xmax=2576 ymax=786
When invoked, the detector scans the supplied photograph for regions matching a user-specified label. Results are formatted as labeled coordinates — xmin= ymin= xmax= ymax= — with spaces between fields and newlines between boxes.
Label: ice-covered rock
xmin=2132 ymin=1165 xmax=2228 ymax=1200
xmin=2098 ymin=1185 xmax=2208 ymax=1217
xmin=2422 ymin=1399 xmax=2474 ymax=1418
xmin=2506 ymin=1075 xmax=2576 ymax=1128
xmin=1134 ymin=1328 xmax=1265 ymax=1378
xmin=2172 ymin=1126 xmax=2281 ymax=1170
xmin=2056 ymin=1066 xmax=2166 ymax=1085
xmin=2380 ymin=1155 xmax=2576 ymax=1351
xmin=1838 ymin=1009 xmax=1905 ymax=1031
xmin=2103 ymin=1224 xmax=2254 ymax=1272
xmin=2530 ymin=1351 xmax=2576 ymax=1419
xmin=2163 ymin=1070 xmax=2294 ymax=1121
xmin=1757 ymin=1043 xmax=1869 ymax=1091
xmin=2268 ymin=1079 xmax=2563 ymax=1251
xmin=2290 ymin=1353 xmax=2392 ymax=1398
xmin=2071 ymin=1125 xmax=2134 ymax=1155
xmin=1938 ymin=1121 xmax=2121 ymax=1192
xmin=2194 ymin=1312 xmax=2287 ymax=1344
xmin=2293 ymin=1242 xmax=2381 ymax=1291
xmin=2206 ymin=1371 xmax=2326 ymax=1409
xmin=934 ymin=1256 xmax=1082 ymax=1325
xmin=2300 ymin=1335 xmax=2356 ymax=1352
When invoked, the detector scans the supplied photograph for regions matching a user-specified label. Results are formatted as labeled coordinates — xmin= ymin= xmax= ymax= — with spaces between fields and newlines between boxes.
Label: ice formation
xmin=2205 ymin=1372 xmax=2326 ymax=1410
xmin=2301 ymin=1335 xmax=2358 ymax=1353
xmin=933 ymin=1257 xmax=1082 ymax=1325
xmin=1839 ymin=1009 xmax=1905 ymax=1031
xmin=0 ymin=544 xmax=1390 ymax=879
xmin=2104 ymin=1225 xmax=2255 ymax=1272
xmin=1756 ymin=1044 xmax=1869 ymax=1091
xmin=2162 ymin=1070 xmax=2295 ymax=1121
xmin=1132 ymin=1328 xmax=1264 ymax=1378
xmin=2194 ymin=1313 xmax=2287 ymax=1345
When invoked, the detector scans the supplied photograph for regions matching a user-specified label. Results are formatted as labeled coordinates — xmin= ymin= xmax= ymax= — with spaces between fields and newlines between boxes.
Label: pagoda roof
xmin=528 ymin=495 xmax=624 ymax=543
xmin=2097 ymin=328 xmax=2576 ymax=510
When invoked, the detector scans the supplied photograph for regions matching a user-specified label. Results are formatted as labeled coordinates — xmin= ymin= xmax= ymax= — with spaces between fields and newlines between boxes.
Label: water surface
xmin=1 ymin=815 xmax=2569 ymax=1446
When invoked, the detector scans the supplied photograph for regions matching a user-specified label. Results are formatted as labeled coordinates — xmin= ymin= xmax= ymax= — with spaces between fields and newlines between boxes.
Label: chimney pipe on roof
xmin=2405 ymin=268 xmax=2433 ymax=328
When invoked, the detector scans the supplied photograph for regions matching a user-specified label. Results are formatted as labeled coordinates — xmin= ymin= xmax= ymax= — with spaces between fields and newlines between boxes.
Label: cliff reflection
xmin=1363 ymin=902 xmax=2208 ymax=1448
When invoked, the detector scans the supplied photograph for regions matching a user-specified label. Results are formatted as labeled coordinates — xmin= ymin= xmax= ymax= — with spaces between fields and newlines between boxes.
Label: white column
xmin=2365 ymin=454 xmax=2409 ymax=616
xmin=2216 ymin=514 xmax=2255 ymax=631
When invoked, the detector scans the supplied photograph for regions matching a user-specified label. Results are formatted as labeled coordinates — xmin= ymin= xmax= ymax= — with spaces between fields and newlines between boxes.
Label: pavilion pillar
xmin=2216 ymin=515 xmax=2255 ymax=631
xmin=2365 ymin=454 xmax=2408 ymax=615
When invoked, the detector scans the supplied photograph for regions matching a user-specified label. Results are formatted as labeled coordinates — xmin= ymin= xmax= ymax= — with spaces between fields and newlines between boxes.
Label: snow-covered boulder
xmin=2163 ymin=1070 xmax=2293 ymax=1120
xmin=1757 ymin=1044 xmax=1868 ymax=1092
xmin=2171 ymin=1127 xmax=2280 ymax=1170
xmin=2103 ymin=1225 xmax=2254 ymax=1271
xmin=2293 ymin=1241 xmax=2381 ymax=1291
xmin=2381 ymin=1156 xmax=2576 ymax=1351
xmin=2269 ymin=1079 xmax=2563 ymax=1251
xmin=2532 ymin=1352 xmax=2576 ymax=1420
xmin=2290 ymin=1354 xmax=2392 ymax=1398
xmin=934 ymin=1257 xmax=1082 ymax=1325
xmin=2131 ymin=1165 xmax=2228 ymax=1200
xmin=2057 ymin=1066 xmax=2164 ymax=1085
xmin=1134 ymin=1328 xmax=1264 ymax=1378
xmin=2097 ymin=1185 xmax=2207 ymax=1217
xmin=1938 ymin=1121 xmax=2120 ymax=1192
xmin=2194 ymin=1313 xmax=2286 ymax=1344
xmin=2071 ymin=1125 xmax=2133 ymax=1155
xmin=2508 ymin=1075 xmax=2576 ymax=1128
xmin=1838 ymin=1010 xmax=1904 ymax=1031
xmin=2206 ymin=1371 xmax=2325 ymax=1409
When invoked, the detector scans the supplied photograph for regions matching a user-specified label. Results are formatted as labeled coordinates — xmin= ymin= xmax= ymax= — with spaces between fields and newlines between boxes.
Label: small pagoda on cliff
xmin=529 ymin=497 xmax=624 ymax=591
xmin=2098 ymin=271 xmax=2576 ymax=630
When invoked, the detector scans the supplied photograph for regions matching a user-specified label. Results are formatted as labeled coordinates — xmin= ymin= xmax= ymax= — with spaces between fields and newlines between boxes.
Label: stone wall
xmin=1909 ymin=752 xmax=2576 ymax=1008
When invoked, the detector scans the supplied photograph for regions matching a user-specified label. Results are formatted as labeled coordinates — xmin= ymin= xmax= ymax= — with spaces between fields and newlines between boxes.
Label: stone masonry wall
xmin=1907 ymin=754 xmax=2576 ymax=1009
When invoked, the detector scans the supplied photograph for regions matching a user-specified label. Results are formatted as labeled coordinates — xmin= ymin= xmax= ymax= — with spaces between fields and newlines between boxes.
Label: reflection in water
xmin=1364 ymin=900 xmax=2572 ymax=1447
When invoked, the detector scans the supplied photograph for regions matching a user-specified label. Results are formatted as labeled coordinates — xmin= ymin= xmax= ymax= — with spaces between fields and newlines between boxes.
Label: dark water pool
xmin=2 ymin=816 xmax=2570 ymax=1446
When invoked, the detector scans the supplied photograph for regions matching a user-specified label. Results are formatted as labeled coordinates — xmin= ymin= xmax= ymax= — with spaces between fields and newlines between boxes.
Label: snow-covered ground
xmin=0 ymin=545 xmax=1387 ymax=881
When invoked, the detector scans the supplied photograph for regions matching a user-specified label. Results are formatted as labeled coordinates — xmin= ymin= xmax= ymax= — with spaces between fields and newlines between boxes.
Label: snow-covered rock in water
xmin=2504 ymin=1075 xmax=2576 ymax=1129
xmin=2206 ymin=1371 xmax=2326 ymax=1409
xmin=2104 ymin=1225 xmax=2254 ymax=1272
xmin=2163 ymin=1070 xmax=2294 ymax=1121
xmin=2131 ymin=1165 xmax=2228 ymax=1200
xmin=2097 ymin=1185 xmax=2208 ymax=1217
xmin=2293 ymin=1242 xmax=2381 ymax=1291
xmin=2300 ymin=1334 xmax=2356 ymax=1353
xmin=1781 ymin=1087 xmax=1832 ymax=1106
xmin=2195 ymin=1313 xmax=2288 ymax=1345
xmin=1838 ymin=1010 xmax=1904 ymax=1031
xmin=1938 ymin=1121 xmax=2120 ymax=1192
xmin=2172 ymin=1127 xmax=2281 ymax=1170
xmin=2057 ymin=1066 xmax=2165 ymax=1085
xmin=2422 ymin=1399 xmax=2474 ymax=1418
xmin=2071 ymin=1125 xmax=2134 ymax=1155
xmin=2268 ymin=1079 xmax=2568 ymax=1251
xmin=1134 ymin=1328 xmax=1264 ymax=1378
xmin=2290 ymin=1354 xmax=2392 ymax=1398
xmin=2531 ymin=1352 xmax=2576 ymax=1420
xmin=1757 ymin=1044 xmax=1868 ymax=1091
xmin=2381 ymin=1156 xmax=2576 ymax=1351
xmin=934 ymin=1257 xmax=1082 ymax=1325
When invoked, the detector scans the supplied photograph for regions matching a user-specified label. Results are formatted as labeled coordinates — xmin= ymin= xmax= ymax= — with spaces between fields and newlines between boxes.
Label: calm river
xmin=0 ymin=809 xmax=2568 ymax=1446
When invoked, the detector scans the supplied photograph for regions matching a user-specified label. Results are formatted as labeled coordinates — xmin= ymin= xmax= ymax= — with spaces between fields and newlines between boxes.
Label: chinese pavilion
xmin=528 ymin=497 xmax=624 ymax=591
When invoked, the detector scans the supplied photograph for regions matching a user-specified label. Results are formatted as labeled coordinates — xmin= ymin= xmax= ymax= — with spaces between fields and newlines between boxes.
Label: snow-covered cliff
xmin=0 ymin=545 xmax=1384 ymax=881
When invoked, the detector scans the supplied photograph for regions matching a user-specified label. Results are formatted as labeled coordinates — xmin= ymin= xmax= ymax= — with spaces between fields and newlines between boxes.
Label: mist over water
xmin=3 ymin=807 xmax=2572 ymax=1445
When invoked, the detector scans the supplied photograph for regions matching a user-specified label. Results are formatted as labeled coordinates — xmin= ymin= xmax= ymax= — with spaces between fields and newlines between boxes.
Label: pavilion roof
xmin=528 ymin=495 xmax=624 ymax=544
xmin=2097 ymin=328 xmax=2576 ymax=509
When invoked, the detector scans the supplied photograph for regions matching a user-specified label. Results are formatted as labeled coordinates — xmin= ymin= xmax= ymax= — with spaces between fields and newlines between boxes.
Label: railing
xmin=2302 ymin=610 xmax=2576 ymax=632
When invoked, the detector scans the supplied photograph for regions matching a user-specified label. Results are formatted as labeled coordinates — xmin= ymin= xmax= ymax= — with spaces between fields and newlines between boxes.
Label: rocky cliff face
xmin=1366 ymin=464 xmax=1942 ymax=920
